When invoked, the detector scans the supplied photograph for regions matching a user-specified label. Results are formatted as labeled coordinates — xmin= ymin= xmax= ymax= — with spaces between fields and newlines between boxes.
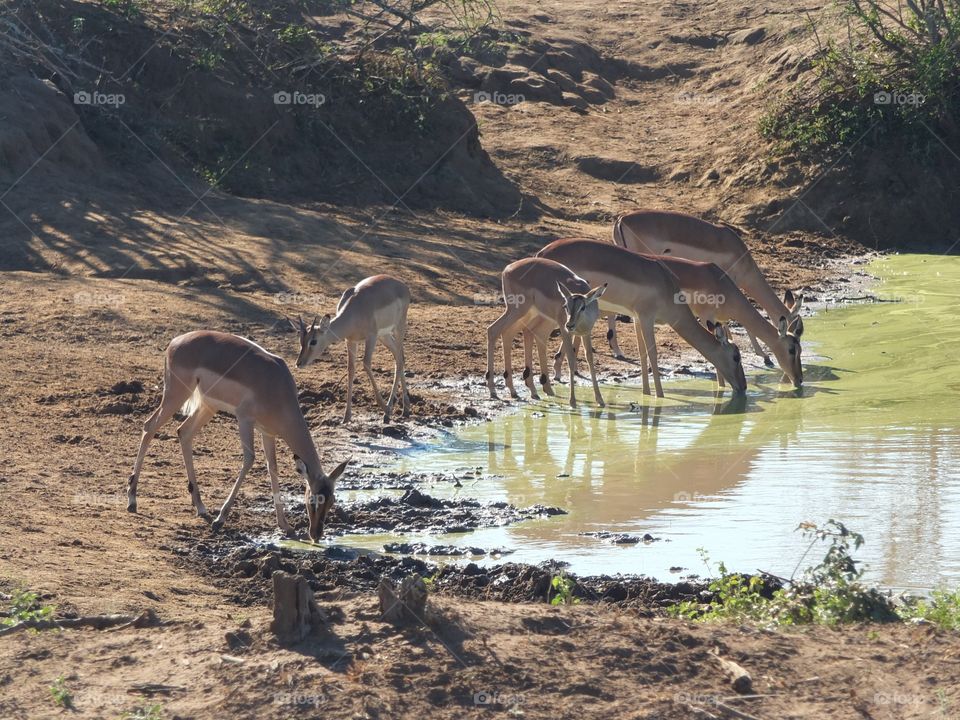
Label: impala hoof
xmin=126 ymin=501 xmax=137 ymax=513
xmin=211 ymin=518 xmax=224 ymax=533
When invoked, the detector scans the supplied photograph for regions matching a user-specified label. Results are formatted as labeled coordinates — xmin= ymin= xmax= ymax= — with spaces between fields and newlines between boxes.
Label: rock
xmin=729 ymin=27 xmax=766 ymax=45
xmin=581 ymin=71 xmax=615 ymax=99
xmin=575 ymin=156 xmax=659 ymax=184
xmin=668 ymin=166 xmax=692 ymax=182
xmin=545 ymin=68 xmax=579 ymax=93
xmin=562 ymin=93 xmax=589 ymax=111
xmin=576 ymin=84 xmax=609 ymax=105
xmin=509 ymin=74 xmax=562 ymax=103
xmin=480 ymin=65 xmax=529 ymax=93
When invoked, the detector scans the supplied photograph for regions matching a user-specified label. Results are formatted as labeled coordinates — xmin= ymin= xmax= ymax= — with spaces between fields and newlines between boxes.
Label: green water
xmin=338 ymin=255 xmax=960 ymax=589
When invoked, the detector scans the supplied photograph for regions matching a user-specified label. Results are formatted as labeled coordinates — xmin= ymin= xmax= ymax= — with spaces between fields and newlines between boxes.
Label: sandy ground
xmin=2 ymin=0 xmax=958 ymax=718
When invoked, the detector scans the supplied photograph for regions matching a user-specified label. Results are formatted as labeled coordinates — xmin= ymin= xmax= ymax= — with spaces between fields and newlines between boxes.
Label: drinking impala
xmin=127 ymin=331 xmax=349 ymax=541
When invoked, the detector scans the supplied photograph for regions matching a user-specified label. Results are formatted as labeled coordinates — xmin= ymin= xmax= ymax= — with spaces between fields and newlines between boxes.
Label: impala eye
xmin=309 ymin=339 xmax=317 ymax=346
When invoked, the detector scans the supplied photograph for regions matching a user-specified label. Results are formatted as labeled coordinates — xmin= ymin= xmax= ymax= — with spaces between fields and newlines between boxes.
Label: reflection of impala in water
xmin=485 ymin=393 xmax=803 ymax=541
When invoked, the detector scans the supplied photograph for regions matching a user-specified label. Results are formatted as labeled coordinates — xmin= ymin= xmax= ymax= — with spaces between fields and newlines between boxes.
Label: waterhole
xmin=308 ymin=255 xmax=960 ymax=590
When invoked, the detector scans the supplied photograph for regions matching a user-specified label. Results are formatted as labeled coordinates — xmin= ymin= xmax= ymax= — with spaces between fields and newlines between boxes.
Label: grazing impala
xmin=293 ymin=275 xmax=410 ymax=423
xmin=611 ymin=209 xmax=803 ymax=364
xmin=537 ymin=239 xmax=747 ymax=397
xmin=127 ymin=331 xmax=349 ymax=540
xmin=487 ymin=257 xmax=607 ymax=408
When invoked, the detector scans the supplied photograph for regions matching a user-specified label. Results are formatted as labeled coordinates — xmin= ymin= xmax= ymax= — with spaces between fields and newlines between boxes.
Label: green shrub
xmin=760 ymin=0 xmax=960 ymax=156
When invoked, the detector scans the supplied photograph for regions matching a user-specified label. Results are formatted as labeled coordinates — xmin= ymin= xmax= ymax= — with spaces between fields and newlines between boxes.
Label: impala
xmin=127 ymin=331 xmax=349 ymax=540
xmin=569 ymin=256 xmax=803 ymax=388
xmin=486 ymin=257 xmax=607 ymax=408
xmin=293 ymin=274 xmax=410 ymax=423
xmin=611 ymin=209 xmax=803 ymax=364
xmin=537 ymin=239 xmax=747 ymax=397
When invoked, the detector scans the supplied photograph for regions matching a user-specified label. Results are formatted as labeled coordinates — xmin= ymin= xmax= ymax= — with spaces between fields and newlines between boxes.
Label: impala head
xmin=290 ymin=314 xmax=335 ymax=368
xmin=774 ymin=315 xmax=804 ymax=387
xmin=294 ymin=455 xmax=349 ymax=541
xmin=706 ymin=320 xmax=747 ymax=394
xmin=557 ymin=282 xmax=607 ymax=335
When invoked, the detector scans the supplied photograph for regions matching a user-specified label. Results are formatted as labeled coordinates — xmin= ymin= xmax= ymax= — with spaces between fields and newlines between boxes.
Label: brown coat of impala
xmin=293 ymin=274 xmax=411 ymax=424
xmin=537 ymin=238 xmax=747 ymax=397
xmin=646 ymin=255 xmax=803 ymax=387
xmin=486 ymin=257 xmax=607 ymax=408
xmin=612 ymin=209 xmax=803 ymax=363
xmin=127 ymin=331 xmax=349 ymax=541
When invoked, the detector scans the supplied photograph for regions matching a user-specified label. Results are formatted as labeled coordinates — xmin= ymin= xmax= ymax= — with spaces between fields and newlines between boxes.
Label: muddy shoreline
xmin=177 ymin=252 xmax=880 ymax=613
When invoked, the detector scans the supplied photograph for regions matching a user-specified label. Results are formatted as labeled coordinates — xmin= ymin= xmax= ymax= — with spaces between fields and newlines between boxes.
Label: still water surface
xmin=334 ymin=255 xmax=960 ymax=589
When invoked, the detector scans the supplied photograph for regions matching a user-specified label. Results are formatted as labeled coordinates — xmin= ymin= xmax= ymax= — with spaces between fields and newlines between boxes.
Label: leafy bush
xmin=760 ymin=0 xmax=960 ymax=155
xmin=899 ymin=588 xmax=960 ymax=630
xmin=669 ymin=521 xmax=899 ymax=625
xmin=3 ymin=588 xmax=55 ymax=626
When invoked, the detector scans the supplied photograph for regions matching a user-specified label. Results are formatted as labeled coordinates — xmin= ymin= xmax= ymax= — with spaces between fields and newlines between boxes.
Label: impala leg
xmin=607 ymin=315 xmax=626 ymax=359
xmin=380 ymin=333 xmax=408 ymax=421
xmin=745 ymin=328 xmax=773 ymax=367
xmin=502 ymin=322 xmax=520 ymax=399
xmin=639 ymin=317 xmax=664 ymax=398
xmin=176 ymin=403 xmax=216 ymax=518
xmin=635 ymin=322 xmax=651 ymax=396
xmin=212 ymin=416 xmax=255 ymax=532
xmin=262 ymin=433 xmax=292 ymax=535
xmin=362 ymin=336 xmax=389 ymax=417
xmin=395 ymin=310 xmax=411 ymax=416
xmin=127 ymin=376 xmax=193 ymax=513
xmin=535 ymin=330 xmax=555 ymax=397
xmin=521 ymin=325 xmax=540 ymax=399
xmin=583 ymin=334 xmax=604 ymax=407
xmin=486 ymin=309 xmax=518 ymax=400
xmin=344 ymin=341 xmax=357 ymax=423
xmin=559 ymin=327 xmax=578 ymax=408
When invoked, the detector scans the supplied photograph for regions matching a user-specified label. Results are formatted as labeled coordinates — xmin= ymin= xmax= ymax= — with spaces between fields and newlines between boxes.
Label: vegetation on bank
xmin=666 ymin=520 xmax=960 ymax=629
xmin=760 ymin=0 xmax=960 ymax=156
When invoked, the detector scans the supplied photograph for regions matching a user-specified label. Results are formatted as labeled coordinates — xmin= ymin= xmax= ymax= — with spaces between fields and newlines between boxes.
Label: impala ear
xmin=556 ymin=282 xmax=573 ymax=301
xmin=587 ymin=283 xmax=607 ymax=300
xmin=294 ymin=454 xmax=308 ymax=476
xmin=792 ymin=294 xmax=804 ymax=314
xmin=327 ymin=459 xmax=349 ymax=485
xmin=707 ymin=320 xmax=727 ymax=345
xmin=778 ymin=316 xmax=788 ymax=339
xmin=789 ymin=316 xmax=804 ymax=338
xmin=318 ymin=314 xmax=332 ymax=331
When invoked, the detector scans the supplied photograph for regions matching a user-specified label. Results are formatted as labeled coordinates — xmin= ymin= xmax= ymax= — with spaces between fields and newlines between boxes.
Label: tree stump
xmin=378 ymin=574 xmax=428 ymax=625
xmin=270 ymin=572 xmax=327 ymax=642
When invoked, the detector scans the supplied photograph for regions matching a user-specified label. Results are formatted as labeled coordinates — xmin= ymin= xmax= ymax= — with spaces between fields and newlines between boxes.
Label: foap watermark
xmin=675 ymin=90 xmax=723 ymax=106
xmin=674 ymin=290 xmax=725 ymax=308
xmin=474 ymin=690 xmax=527 ymax=707
xmin=273 ymin=691 xmax=328 ymax=708
xmin=674 ymin=692 xmax=722 ymax=706
xmin=73 ymin=291 xmax=125 ymax=308
xmin=275 ymin=291 xmax=327 ymax=308
xmin=73 ymin=490 xmax=125 ymax=507
xmin=473 ymin=90 xmax=524 ymax=106
xmin=673 ymin=491 xmax=708 ymax=502
xmin=74 ymin=90 xmax=125 ymax=108
xmin=473 ymin=291 xmax=525 ymax=307
xmin=273 ymin=90 xmax=326 ymax=108
xmin=873 ymin=691 xmax=924 ymax=706
xmin=873 ymin=90 xmax=925 ymax=107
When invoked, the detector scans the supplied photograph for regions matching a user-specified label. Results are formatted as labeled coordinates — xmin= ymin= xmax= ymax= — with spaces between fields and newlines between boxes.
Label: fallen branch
xmin=0 ymin=609 xmax=158 ymax=637
xmin=711 ymin=649 xmax=754 ymax=694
